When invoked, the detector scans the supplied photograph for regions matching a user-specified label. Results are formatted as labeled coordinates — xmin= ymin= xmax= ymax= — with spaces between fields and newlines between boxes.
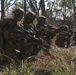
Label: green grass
xmin=0 ymin=46 xmax=76 ymax=75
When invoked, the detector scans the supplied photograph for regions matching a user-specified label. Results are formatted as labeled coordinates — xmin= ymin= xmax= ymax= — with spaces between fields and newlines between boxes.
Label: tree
xmin=59 ymin=0 xmax=73 ymax=20
xmin=29 ymin=0 xmax=38 ymax=14
xmin=1 ymin=0 xmax=4 ymax=19
xmin=72 ymin=0 xmax=76 ymax=20
xmin=47 ymin=0 xmax=54 ymax=18
xmin=24 ymin=0 xmax=26 ymax=14
xmin=1 ymin=0 xmax=19 ymax=18
xmin=46 ymin=0 xmax=61 ymax=20
xmin=40 ymin=0 xmax=46 ymax=16
xmin=28 ymin=0 xmax=40 ymax=16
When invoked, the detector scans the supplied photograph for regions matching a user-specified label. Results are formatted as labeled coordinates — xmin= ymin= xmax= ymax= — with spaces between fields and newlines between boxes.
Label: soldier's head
xmin=13 ymin=7 xmax=24 ymax=21
xmin=37 ymin=16 xmax=46 ymax=25
xmin=25 ymin=11 xmax=36 ymax=24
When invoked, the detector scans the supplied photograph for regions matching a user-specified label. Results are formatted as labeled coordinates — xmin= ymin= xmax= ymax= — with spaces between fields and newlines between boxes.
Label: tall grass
xmin=0 ymin=46 xmax=76 ymax=75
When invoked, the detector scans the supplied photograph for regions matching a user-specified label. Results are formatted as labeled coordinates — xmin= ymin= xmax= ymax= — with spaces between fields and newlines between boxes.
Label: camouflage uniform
xmin=35 ymin=16 xmax=58 ymax=44
xmin=55 ymin=25 xmax=72 ymax=48
xmin=30 ymin=16 xmax=51 ymax=56
xmin=35 ymin=16 xmax=46 ymax=38
xmin=24 ymin=11 xmax=36 ymax=30
xmin=20 ymin=11 xmax=37 ymax=60
xmin=0 ymin=7 xmax=24 ymax=66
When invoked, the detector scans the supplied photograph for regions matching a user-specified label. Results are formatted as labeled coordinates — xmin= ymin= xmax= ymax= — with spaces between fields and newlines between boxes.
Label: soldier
xmin=0 ymin=7 xmax=24 ymax=66
xmin=35 ymin=16 xmax=46 ymax=38
xmin=21 ymin=14 xmax=50 ymax=61
xmin=24 ymin=11 xmax=36 ymax=30
xmin=55 ymin=25 xmax=72 ymax=48
xmin=19 ymin=11 xmax=37 ymax=60
xmin=30 ymin=16 xmax=51 ymax=56
xmin=30 ymin=16 xmax=46 ymax=56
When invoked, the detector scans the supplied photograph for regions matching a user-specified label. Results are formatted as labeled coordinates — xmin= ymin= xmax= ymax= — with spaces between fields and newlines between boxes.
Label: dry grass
xmin=25 ymin=45 xmax=76 ymax=75
xmin=1 ymin=45 xmax=76 ymax=75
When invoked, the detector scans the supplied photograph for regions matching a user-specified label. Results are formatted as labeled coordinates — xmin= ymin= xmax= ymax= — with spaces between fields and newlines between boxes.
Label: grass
xmin=0 ymin=45 xmax=76 ymax=75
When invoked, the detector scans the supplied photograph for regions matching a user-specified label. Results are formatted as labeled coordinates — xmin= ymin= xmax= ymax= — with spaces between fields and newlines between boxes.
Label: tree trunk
xmin=64 ymin=6 xmax=66 ymax=20
xmin=1 ymin=0 xmax=5 ymax=19
xmin=29 ymin=0 xmax=37 ymax=15
xmin=24 ymin=0 xmax=26 ymax=14
xmin=40 ymin=0 xmax=46 ymax=16
xmin=74 ymin=3 xmax=76 ymax=20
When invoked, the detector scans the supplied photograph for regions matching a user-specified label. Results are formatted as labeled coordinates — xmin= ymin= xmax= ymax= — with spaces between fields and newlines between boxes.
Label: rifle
xmin=70 ymin=31 xmax=76 ymax=34
xmin=11 ymin=27 xmax=50 ymax=49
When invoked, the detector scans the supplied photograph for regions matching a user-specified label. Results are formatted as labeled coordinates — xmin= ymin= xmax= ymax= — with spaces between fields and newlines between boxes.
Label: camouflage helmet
xmin=37 ymin=16 xmax=46 ymax=23
xmin=25 ymin=11 xmax=36 ymax=20
xmin=13 ymin=7 xmax=24 ymax=18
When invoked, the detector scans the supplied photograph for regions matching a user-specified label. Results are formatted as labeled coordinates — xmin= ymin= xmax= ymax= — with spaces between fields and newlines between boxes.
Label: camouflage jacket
xmin=0 ymin=18 xmax=23 ymax=40
xmin=34 ymin=23 xmax=46 ymax=38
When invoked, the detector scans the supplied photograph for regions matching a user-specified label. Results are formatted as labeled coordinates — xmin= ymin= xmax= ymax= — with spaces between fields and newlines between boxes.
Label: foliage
xmin=0 ymin=0 xmax=75 ymax=20
xmin=0 ymin=46 xmax=76 ymax=75
xmin=59 ymin=0 xmax=73 ymax=9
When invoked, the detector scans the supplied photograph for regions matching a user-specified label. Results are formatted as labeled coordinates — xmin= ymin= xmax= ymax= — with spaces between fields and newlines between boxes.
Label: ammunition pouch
xmin=9 ymin=33 xmax=17 ymax=39
xmin=2 ymin=30 xmax=17 ymax=40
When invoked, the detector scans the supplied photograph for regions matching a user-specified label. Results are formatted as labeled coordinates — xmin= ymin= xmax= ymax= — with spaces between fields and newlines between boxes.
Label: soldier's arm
xmin=0 ymin=19 xmax=7 ymax=29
